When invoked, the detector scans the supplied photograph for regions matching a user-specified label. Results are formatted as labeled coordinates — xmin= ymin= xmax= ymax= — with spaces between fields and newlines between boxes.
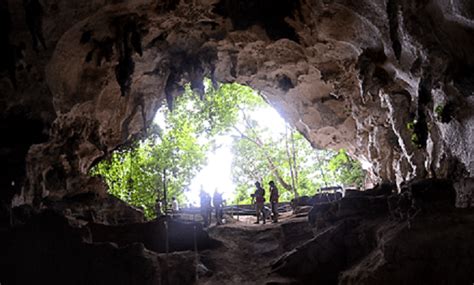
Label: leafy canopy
xmin=230 ymin=107 xmax=366 ymax=204
xmin=91 ymin=80 xmax=252 ymax=219
xmin=91 ymin=80 xmax=366 ymax=218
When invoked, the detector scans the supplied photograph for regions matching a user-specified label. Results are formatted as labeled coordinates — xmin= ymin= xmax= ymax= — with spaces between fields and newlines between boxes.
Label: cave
xmin=1 ymin=0 xmax=474 ymax=284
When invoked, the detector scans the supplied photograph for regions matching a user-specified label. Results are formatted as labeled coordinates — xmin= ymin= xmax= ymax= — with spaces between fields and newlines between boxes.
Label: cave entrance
xmin=91 ymin=80 xmax=364 ymax=220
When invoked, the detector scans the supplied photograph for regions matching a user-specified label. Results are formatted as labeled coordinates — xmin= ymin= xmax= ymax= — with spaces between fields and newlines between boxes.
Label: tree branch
xmin=233 ymin=118 xmax=293 ymax=192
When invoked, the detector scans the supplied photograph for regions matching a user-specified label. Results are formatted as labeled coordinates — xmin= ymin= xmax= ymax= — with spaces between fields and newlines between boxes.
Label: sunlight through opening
xmin=90 ymin=80 xmax=365 ymax=219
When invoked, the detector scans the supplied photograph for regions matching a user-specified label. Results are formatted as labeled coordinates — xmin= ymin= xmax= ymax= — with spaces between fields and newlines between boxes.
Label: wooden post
xmin=194 ymin=225 xmax=199 ymax=281
xmin=164 ymin=220 xmax=169 ymax=257
xmin=163 ymin=168 xmax=167 ymax=214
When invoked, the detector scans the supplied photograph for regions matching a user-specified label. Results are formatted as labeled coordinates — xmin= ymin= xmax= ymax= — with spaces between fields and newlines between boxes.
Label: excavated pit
xmin=1 ymin=0 xmax=474 ymax=284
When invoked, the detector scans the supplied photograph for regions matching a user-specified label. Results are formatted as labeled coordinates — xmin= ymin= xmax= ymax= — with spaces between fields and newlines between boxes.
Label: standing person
xmin=171 ymin=197 xmax=179 ymax=215
xmin=269 ymin=181 xmax=279 ymax=223
xmin=200 ymin=189 xmax=211 ymax=227
xmin=251 ymin=181 xmax=266 ymax=224
xmin=155 ymin=198 xmax=163 ymax=218
xmin=213 ymin=189 xmax=223 ymax=225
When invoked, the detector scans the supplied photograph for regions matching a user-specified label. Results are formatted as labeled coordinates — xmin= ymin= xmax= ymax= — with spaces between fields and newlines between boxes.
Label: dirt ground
xmin=196 ymin=213 xmax=306 ymax=285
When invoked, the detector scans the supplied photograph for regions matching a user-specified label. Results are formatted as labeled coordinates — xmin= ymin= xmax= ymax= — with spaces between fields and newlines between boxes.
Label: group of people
xmin=155 ymin=181 xmax=280 ymax=226
xmin=155 ymin=196 xmax=180 ymax=217
xmin=154 ymin=189 xmax=224 ymax=226
xmin=200 ymin=189 xmax=224 ymax=227
xmin=252 ymin=180 xmax=279 ymax=224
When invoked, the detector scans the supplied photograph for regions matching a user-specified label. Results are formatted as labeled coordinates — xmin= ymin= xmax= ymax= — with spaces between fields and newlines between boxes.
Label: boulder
xmin=89 ymin=216 xmax=218 ymax=253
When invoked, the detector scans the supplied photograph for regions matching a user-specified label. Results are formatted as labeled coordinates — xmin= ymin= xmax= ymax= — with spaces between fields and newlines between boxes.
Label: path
xmin=196 ymin=214 xmax=310 ymax=285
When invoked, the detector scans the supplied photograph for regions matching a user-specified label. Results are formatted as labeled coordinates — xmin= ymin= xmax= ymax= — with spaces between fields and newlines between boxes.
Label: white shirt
xmin=172 ymin=200 xmax=179 ymax=212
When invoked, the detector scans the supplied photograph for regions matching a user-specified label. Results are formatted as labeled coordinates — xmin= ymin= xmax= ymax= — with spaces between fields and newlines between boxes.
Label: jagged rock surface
xmin=1 ymin=0 xmax=474 ymax=284
xmin=0 ymin=210 xmax=162 ymax=285
xmin=89 ymin=216 xmax=218 ymax=252
xmin=272 ymin=180 xmax=474 ymax=285
xmin=0 ymin=0 xmax=472 ymax=212
xmin=1 ymin=210 xmax=215 ymax=284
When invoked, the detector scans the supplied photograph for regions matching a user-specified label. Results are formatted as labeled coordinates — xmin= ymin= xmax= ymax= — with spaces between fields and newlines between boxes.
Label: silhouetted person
xmin=200 ymin=189 xmax=211 ymax=227
xmin=269 ymin=181 xmax=279 ymax=223
xmin=23 ymin=0 xmax=46 ymax=52
xmin=251 ymin=181 xmax=266 ymax=224
xmin=213 ymin=189 xmax=223 ymax=225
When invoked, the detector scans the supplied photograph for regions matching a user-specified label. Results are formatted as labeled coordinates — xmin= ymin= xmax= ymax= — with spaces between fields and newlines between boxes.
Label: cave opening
xmin=90 ymin=79 xmax=365 ymax=220
xmin=2 ymin=0 xmax=474 ymax=283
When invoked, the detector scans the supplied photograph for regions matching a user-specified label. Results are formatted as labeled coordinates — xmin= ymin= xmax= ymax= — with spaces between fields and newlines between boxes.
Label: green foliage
xmin=229 ymin=90 xmax=366 ymax=203
xmin=406 ymin=119 xmax=423 ymax=148
xmin=233 ymin=184 xmax=254 ymax=205
xmin=326 ymin=149 xmax=365 ymax=188
xmin=435 ymin=105 xmax=444 ymax=118
xmin=231 ymin=126 xmax=366 ymax=203
xmin=92 ymin=79 xmax=366 ymax=214
xmin=411 ymin=133 xmax=421 ymax=146
xmin=434 ymin=104 xmax=454 ymax=123
xmin=91 ymin=80 xmax=250 ymax=219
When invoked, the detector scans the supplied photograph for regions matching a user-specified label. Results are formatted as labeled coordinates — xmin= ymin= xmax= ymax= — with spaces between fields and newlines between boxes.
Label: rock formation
xmin=273 ymin=179 xmax=474 ymax=284
xmin=1 ymin=0 xmax=473 ymax=209
xmin=1 ymin=0 xmax=473 ymax=284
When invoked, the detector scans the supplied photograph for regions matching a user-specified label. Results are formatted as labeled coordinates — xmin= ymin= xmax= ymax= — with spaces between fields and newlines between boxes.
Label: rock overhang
xmin=0 ymin=0 xmax=473 ymax=209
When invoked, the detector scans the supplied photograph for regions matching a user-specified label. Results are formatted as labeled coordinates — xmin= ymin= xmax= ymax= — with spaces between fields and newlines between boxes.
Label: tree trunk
xmin=285 ymin=125 xmax=298 ymax=198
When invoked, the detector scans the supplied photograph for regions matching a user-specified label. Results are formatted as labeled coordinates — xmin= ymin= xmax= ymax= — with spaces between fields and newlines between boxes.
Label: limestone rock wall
xmin=1 ymin=0 xmax=473 ymax=210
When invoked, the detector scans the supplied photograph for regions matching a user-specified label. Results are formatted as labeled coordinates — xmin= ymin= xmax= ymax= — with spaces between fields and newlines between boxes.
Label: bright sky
xmin=187 ymin=106 xmax=287 ymax=206
xmin=186 ymin=135 xmax=234 ymax=206
xmin=154 ymin=104 xmax=288 ymax=206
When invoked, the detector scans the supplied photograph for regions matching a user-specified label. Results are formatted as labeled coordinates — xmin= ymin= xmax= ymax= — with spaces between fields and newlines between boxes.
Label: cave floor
xmin=191 ymin=204 xmax=474 ymax=285
xmin=196 ymin=213 xmax=305 ymax=285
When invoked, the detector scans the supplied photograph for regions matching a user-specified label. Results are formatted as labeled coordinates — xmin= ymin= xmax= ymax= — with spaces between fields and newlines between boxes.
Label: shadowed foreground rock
xmin=0 ymin=210 xmax=215 ymax=285
xmin=272 ymin=179 xmax=474 ymax=284
xmin=90 ymin=216 xmax=218 ymax=252
xmin=1 ymin=0 xmax=474 ymax=283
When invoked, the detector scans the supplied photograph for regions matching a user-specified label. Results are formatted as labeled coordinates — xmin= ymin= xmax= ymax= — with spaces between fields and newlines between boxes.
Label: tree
xmin=91 ymin=80 xmax=254 ymax=219
xmin=230 ymin=99 xmax=327 ymax=203
xmin=91 ymin=80 xmax=365 ymax=216
xmin=326 ymin=149 xmax=365 ymax=188
xmin=229 ymin=93 xmax=366 ymax=203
